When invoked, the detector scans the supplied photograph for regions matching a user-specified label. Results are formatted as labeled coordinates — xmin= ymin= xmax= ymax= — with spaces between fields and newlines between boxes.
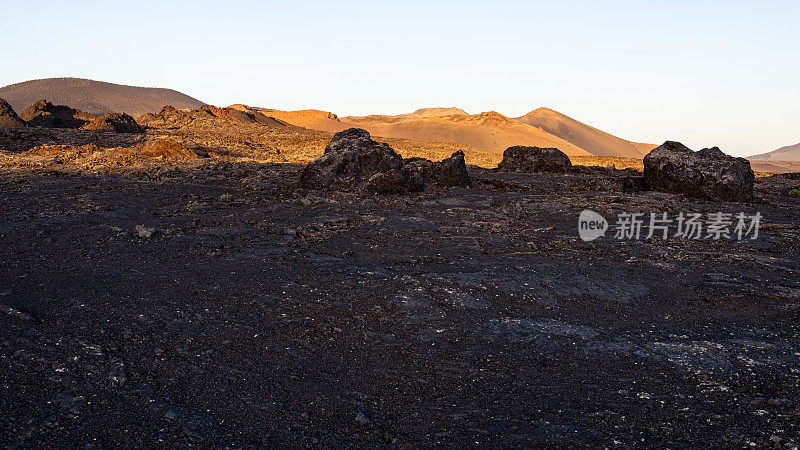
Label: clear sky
xmin=2 ymin=0 xmax=798 ymax=156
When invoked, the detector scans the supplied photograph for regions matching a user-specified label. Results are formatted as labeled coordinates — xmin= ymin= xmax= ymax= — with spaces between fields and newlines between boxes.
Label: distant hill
xmin=748 ymin=159 xmax=800 ymax=173
xmin=231 ymin=106 xmax=588 ymax=156
xmin=406 ymin=107 xmax=468 ymax=118
xmin=229 ymin=105 xmax=351 ymax=133
xmin=749 ymin=143 xmax=800 ymax=162
xmin=0 ymin=78 xmax=206 ymax=117
xmin=238 ymin=104 xmax=657 ymax=157
xmin=341 ymin=110 xmax=592 ymax=156
xmin=514 ymin=108 xmax=655 ymax=158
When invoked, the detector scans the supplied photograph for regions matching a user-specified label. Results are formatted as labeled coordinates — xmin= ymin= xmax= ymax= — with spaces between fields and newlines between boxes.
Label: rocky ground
xmin=1 ymin=151 xmax=800 ymax=447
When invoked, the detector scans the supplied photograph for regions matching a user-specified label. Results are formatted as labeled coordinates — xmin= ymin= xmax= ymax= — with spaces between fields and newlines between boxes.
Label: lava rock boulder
xmin=362 ymin=168 xmax=426 ymax=195
xmin=423 ymin=150 xmax=470 ymax=186
xmin=0 ymin=98 xmax=26 ymax=129
xmin=20 ymin=100 xmax=86 ymax=128
xmin=363 ymin=151 xmax=471 ymax=194
xmin=404 ymin=151 xmax=471 ymax=187
xmin=643 ymin=141 xmax=754 ymax=202
xmin=497 ymin=146 xmax=572 ymax=173
xmin=299 ymin=128 xmax=403 ymax=189
xmin=80 ymin=113 xmax=143 ymax=133
xmin=302 ymin=129 xmax=472 ymax=193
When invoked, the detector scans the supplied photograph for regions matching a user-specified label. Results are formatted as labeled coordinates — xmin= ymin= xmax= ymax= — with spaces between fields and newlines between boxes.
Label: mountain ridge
xmin=231 ymin=104 xmax=655 ymax=157
xmin=514 ymin=107 xmax=655 ymax=158
xmin=749 ymin=143 xmax=800 ymax=162
xmin=340 ymin=110 xmax=592 ymax=156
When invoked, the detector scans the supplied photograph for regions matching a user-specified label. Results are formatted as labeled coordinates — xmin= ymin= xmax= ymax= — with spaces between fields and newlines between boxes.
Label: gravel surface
xmin=1 ymin=165 xmax=799 ymax=447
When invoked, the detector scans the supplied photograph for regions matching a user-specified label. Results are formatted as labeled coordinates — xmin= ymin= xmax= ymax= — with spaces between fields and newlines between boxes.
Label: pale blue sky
xmin=2 ymin=0 xmax=798 ymax=156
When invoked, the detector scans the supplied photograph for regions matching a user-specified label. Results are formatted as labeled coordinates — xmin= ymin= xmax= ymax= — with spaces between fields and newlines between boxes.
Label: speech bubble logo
xmin=578 ymin=209 xmax=608 ymax=242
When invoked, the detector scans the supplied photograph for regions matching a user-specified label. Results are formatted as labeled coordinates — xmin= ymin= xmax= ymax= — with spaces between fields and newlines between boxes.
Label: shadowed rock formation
xmin=138 ymin=105 xmax=292 ymax=131
xmin=79 ymin=112 xmax=142 ymax=133
xmin=300 ymin=128 xmax=403 ymax=189
xmin=0 ymin=98 xmax=26 ymax=129
xmin=404 ymin=151 xmax=471 ymax=187
xmin=497 ymin=146 xmax=572 ymax=173
xmin=363 ymin=151 xmax=470 ymax=194
xmin=197 ymin=105 xmax=288 ymax=127
xmin=643 ymin=141 xmax=754 ymax=202
xmin=362 ymin=168 xmax=426 ymax=194
xmin=20 ymin=100 xmax=86 ymax=128
xmin=302 ymin=129 xmax=471 ymax=193
xmin=19 ymin=99 xmax=142 ymax=133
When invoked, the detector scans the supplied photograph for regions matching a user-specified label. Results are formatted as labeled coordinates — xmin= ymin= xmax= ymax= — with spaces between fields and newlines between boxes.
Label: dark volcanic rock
xmin=80 ymin=113 xmax=143 ymax=133
xmin=136 ymin=105 xmax=192 ymax=127
xmin=497 ymin=146 xmax=572 ymax=173
xmin=197 ymin=105 xmax=288 ymax=127
xmin=363 ymin=168 xmax=426 ymax=194
xmin=0 ymin=98 xmax=26 ymax=129
xmin=364 ymin=152 xmax=470 ymax=194
xmin=25 ymin=110 xmax=57 ymax=128
xmin=643 ymin=141 xmax=754 ymax=202
xmin=571 ymin=165 xmax=647 ymax=193
xmin=299 ymin=128 xmax=402 ymax=189
xmin=434 ymin=150 xmax=470 ymax=186
xmin=620 ymin=175 xmax=648 ymax=192
xmin=139 ymin=105 xmax=289 ymax=130
xmin=20 ymin=100 xmax=87 ymax=128
xmin=302 ymin=129 xmax=470 ymax=193
xmin=198 ymin=105 xmax=255 ymax=124
xmin=19 ymin=99 xmax=142 ymax=133
xmin=3 ymin=144 xmax=800 ymax=447
xmin=411 ymin=150 xmax=471 ymax=187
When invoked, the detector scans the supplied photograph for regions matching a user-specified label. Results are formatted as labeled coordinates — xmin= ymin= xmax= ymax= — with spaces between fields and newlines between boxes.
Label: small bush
xmin=220 ymin=193 xmax=233 ymax=200
xmin=790 ymin=188 xmax=800 ymax=198
xmin=187 ymin=200 xmax=206 ymax=213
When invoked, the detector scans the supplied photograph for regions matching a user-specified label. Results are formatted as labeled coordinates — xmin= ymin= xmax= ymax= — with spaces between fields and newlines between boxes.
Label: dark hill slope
xmin=0 ymin=78 xmax=206 ymax=117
